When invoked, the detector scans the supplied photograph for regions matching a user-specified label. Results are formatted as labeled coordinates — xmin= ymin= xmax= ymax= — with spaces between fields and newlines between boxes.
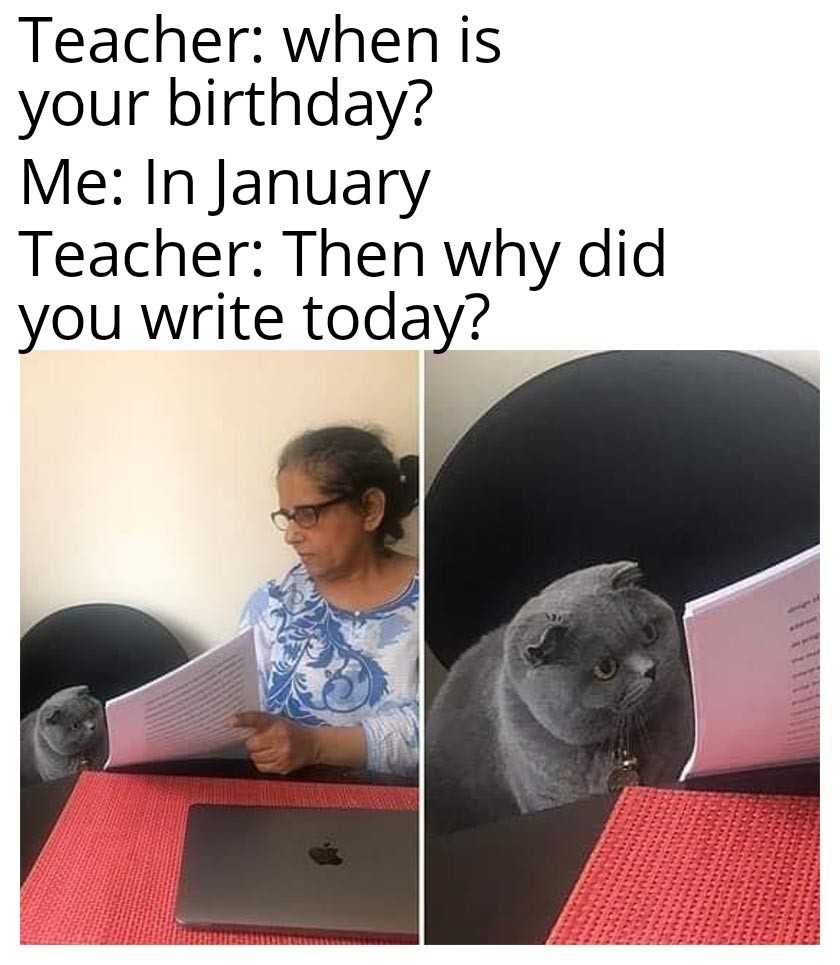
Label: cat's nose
xmin=644 ymin=665 xmax=656 ymax=681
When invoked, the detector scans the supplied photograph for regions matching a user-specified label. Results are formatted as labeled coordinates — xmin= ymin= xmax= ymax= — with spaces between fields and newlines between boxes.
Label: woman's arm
xmin=230 ymin=712 xmax=366 ymax=773
xmin=359 ymin=699 xmax=419 ymax=777
xmin=230 ymin=704 xmax=419 ymax=777
xmin=314 ymin=724 xmax=367 ymax=769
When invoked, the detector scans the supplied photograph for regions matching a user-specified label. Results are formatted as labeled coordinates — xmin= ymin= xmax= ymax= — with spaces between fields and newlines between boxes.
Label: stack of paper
xmin=680 ymin=546 xmax=819 ymax=780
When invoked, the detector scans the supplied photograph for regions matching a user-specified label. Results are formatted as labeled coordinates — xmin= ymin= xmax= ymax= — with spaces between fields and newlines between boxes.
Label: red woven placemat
xmin=21 ymin=771 xmax=418 ymax=945
xmin=546 ymin=786 xmax=818 ymax=945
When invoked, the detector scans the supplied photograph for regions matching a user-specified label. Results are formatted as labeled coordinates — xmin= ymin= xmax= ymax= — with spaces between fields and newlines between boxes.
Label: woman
xmin=231 ymin=426 xmax=419 ymax=778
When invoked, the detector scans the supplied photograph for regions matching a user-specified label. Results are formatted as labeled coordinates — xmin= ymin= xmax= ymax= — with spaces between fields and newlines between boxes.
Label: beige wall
xmin=21 ymin=351 xmax=418 ymax=654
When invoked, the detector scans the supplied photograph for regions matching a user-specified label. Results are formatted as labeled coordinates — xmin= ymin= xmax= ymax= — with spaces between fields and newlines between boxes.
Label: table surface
xmin=21 ymin=757 xmax=415 ymax=886
xmin=425 ymin=761 xmax=819 ymax=944
xmin=23 ymin=759 xmax=818 ymax=943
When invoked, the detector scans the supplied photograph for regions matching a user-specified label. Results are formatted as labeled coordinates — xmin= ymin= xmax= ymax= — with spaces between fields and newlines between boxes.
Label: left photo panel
xmin=20 ymin=350 xmax=420 ymax=944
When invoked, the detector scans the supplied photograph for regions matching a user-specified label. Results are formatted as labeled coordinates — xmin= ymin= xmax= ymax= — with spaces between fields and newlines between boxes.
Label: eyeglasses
xmin=270 ymin=495 xmax=348 ymax=531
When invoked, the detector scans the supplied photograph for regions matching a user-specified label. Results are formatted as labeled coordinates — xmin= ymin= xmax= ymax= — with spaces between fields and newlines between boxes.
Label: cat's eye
xmin=593 ymin=656 xmax=619 ymax=681
xmin=641 ymin=621 xmax=659 ymax=645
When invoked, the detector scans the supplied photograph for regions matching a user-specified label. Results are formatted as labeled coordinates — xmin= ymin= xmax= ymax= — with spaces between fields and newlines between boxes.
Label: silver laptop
xmin=175 ymin=804 xmax=418 ymax=939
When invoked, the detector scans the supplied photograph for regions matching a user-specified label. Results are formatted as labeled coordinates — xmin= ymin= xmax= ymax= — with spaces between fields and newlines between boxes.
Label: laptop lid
xmin=175 ymin=804 xmax=417 ymax=939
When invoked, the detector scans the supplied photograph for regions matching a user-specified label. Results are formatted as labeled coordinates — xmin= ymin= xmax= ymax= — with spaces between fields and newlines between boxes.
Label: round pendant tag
xmin=607 ymin=765 xmax=641 ymax=792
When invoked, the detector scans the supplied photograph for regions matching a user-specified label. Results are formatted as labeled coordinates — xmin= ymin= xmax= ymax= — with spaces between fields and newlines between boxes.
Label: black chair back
xmin=21 ymin=603 xmax=188 ymax=717
xmin=426 ymin=351 xmax=819 ymax=669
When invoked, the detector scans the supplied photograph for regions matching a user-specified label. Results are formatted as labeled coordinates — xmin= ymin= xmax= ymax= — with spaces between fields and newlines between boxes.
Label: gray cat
xmin=21 ymin=686 xmax=108 ymax=785
xmin=426 ymin=562 xmax=694 ymax=833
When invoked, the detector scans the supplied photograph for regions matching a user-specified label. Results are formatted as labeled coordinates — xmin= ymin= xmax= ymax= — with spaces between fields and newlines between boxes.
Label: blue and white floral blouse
xmin=239 ymin=563 xmax=419 ymax=777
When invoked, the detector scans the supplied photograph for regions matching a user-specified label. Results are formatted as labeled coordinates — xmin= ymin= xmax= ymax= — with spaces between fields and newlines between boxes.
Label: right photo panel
xmin=423 ymin=350 xmax=819 ymax=945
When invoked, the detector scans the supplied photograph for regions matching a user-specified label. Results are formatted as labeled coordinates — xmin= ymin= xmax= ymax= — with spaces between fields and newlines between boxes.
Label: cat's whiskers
xmin=619 ymin=682 xmax=647 ymax=712
xmin=633 ymin=707 xmax=654 ymax=759
xmin=607 ymin=716 xmax=622 ymax=762
xmin=615 ymin=711 xmax=631 ymax=759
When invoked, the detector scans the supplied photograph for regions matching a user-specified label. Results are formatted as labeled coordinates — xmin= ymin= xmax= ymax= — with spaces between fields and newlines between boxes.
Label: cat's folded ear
xmin=509 ymin=615 xmax=571 ymax=668
xmin=525 ymin=620 xmax=570 ymax=667
xmin=609 ymin=561 xmax=644 ymax=589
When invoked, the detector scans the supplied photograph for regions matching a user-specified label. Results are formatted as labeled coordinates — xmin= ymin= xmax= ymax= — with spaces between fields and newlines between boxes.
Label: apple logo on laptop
xmin=308 ymin=841 xmax=343 ymax=866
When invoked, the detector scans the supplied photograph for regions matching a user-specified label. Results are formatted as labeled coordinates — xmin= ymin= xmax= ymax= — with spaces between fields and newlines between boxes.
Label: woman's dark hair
xmin=277 ymin=426 xmax=419 ymax=543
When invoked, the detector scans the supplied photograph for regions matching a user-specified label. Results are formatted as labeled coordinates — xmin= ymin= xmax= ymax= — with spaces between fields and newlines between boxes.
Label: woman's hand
xmin=230 ymin=712 xmax=368 ymax=773
xmin=230 ymin=712 xmax=320 ymax=774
